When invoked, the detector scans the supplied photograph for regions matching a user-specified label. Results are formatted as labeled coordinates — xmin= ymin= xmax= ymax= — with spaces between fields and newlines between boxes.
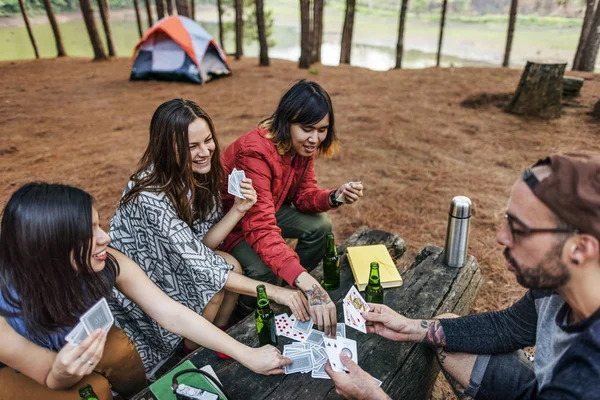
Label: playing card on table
xmin=336 ymin=323 xmax=346 ymax=338
xmin=305 ymin=328 xmax=324 ymax=346
xmin=65 ymin=322 xmax=88 ymax=345
xmin=276 ymin=313 xmax=307 ymax=341
xmin=292 ymin=316 xmax=314 ymax=335
xmin=311 ymin=361 xmax=330 ymax=379
xmin=80 ymin=297 xmax=114 ymax=334
xmin=284 ymin=351 xmax=313 ymax=374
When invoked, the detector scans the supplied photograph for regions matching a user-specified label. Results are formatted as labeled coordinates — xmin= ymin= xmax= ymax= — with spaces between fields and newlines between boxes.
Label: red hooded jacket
xmin=220 ymin=127 xmax=335 ymax=286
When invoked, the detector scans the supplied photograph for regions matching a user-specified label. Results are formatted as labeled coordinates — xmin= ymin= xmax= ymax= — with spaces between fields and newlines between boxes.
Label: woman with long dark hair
xmin=220 ymin=80 xmax=364 ymax=336
xmin=0 ymin=183 xmax=290 ymax=399
xmin=109 ymin=99 xmax=308 ymax=374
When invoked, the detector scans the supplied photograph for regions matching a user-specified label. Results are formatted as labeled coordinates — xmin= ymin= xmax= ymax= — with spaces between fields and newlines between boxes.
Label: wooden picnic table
xmin=132 ymin=227 xmax=481 ymax=400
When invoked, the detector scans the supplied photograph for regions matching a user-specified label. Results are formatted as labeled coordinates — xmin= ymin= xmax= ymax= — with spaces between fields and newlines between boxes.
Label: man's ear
xmin=567 ymin=235 xmax=600 ymax=266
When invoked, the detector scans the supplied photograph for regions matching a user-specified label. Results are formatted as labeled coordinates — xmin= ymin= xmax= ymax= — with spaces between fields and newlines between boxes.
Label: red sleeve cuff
xmin=280 ymin=262 xmax=307 ymax=287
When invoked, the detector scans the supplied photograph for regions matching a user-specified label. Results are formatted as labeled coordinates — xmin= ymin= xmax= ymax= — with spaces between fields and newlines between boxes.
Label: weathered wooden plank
xmin=132 ymin=229 xmax=481 ymax=400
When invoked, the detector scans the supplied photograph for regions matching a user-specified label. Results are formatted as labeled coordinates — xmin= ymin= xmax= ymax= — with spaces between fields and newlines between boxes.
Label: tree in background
xmin=78 ymin=0 xmax=108 ymax=60
xmin=340 ymin=0 xmax=356 ymax=64
xmin=144 ymin=0 xmax=153 ymax=27
xmin=395 ymin=0 xmax=410 ymax=68
xmin=98 ymin=0 xmax=117 ymax=56
xmin=132 ymin=0 xmax=143 ymax=37
xmin=311 ymin=0 xmax=324 ymax=63
xmin=235 ymin=0 xmax=243 ymax=59
xmin=573 ymin=0 xmax=599 ymax=71
xmin=42 ymin=0 xmax=66 ymax=56
xmin=436 ymin=0 xmax=448 ymax=66
xmin=166 ymin=0 xmax=174 ymax=16
xmin=217 ymin=0 xmax=225 ymax=51
xmin=255 ymin=0 xmax=269 ymax=65
xmin=502 ymin=0 xmax=518 ymax=67
xmin=190 ymin=0 xmax=195 ymax=19
xmin=299 ymin=0 xmax=311 ymax=68
xmin=18 ymin=0 xmax=39 ymax=58
xmin=176 ymin=0 xmax=191 ymax=18
xmin=156 ymin=0 xmax=166 ymax=19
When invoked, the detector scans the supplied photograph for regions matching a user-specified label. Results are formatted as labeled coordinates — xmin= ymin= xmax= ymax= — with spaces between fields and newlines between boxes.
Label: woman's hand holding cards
xmin=47 ymin=329 xmax=106 ymax=389
xmin=233 ymin=178 xmax=257 ymax=214
xmin=334 ymin=182 xmax=364 ymax=205
xmin=241 ymin=345 xmax=292 ymax=375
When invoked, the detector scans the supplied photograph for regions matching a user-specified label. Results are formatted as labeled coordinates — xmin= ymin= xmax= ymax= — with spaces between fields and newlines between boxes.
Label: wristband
xmin=329 ymin=191 xmax=343 ymax=207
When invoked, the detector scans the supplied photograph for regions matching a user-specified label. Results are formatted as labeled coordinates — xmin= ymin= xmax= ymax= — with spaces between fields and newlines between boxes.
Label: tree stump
xmin=563 ymin=76 xmax=584 ymax=97
xmin=505 ymin=60 xmax=567 ymax=119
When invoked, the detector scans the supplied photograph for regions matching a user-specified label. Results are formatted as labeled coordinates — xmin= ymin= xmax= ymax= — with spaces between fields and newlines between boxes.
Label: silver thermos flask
xmin=443 ymin=196 xmax=472 ymax=268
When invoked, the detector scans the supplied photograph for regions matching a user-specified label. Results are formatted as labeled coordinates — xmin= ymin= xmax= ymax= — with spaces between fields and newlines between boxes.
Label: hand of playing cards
xmin=335 ymin=181 xmax=363 ymax=204
xmin=65 ymin=297 xmax=114 ymax=345
xmin=227 ymin=168 xmax=247 ymax=199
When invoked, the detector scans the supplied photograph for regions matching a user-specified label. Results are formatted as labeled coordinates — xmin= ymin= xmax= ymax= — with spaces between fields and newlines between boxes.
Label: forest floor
xmin=0 ymin=57 xmax=598 ymax=398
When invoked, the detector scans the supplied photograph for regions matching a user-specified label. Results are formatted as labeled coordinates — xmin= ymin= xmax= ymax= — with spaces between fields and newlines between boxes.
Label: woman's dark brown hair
xmin=121 ymin=99 xmax=224 ymax=226
xmin=0 ymin=183 xmax=118 ymax=337
xmin=262 ymin=80 xmax=338 ymax=157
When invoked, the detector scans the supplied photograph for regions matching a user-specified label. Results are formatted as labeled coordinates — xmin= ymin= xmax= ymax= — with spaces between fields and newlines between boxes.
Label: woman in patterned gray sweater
xmin=109 ymin=99 xmax=310 ymax=376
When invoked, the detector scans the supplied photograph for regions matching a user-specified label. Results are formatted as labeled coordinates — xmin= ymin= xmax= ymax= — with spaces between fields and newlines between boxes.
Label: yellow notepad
xmin=346 ymin=244 xmax=403 ymax=291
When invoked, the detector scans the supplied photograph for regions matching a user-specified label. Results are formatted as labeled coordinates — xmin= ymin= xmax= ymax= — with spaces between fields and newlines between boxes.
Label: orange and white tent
xmin=130 ymin=16 xmax=231 ymax=84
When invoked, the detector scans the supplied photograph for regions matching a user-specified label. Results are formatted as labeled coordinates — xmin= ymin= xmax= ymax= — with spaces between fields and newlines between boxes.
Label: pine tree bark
xmin=78 ymin=0 xmax=108 ymax=60
xmin=166 ymin=0 xmax=174 ymax=15
xmin=235 ymin=0 xmax=243 ymax=60
xmin=133 ymin=0 xmax=143 ymax=37
xmin=217 ymin=0 xmax=225 ymax=51
xmin=311 ymin=0 xmax=324 ymax=63
xmin=190 ymin=0 xmax=195 ymax=19
xmin=42 ymin=0 xmax=66 ymax=57
xmin=436 ymin=0 xmax=448 ymax=66
xmin=144 ymin=0 xmax=154 ymax=27
xmin=176 ymin=0 xmax=191 ymax=18
xmin=340 ymin=0 xmax=355 ymax=64
xmin=579 ymin=4 xmax=600 ymax=71
xmin=573 ymin=0 xmax=597 ymax=70
xmin=155 ymin=0 xmax=166 ymax=19
xmin=299 ymin=0 xmax=312 ymax=68
xmin=395 ymin=0 xmax=409 ymax=69
xmin=98 ymin=0 xmax=117 ymax=56
xmin=502 ymin=0 xmax=518 ymax=67
xmin=18 ymin=0 xmax=39 ymax=59
xmin=256 ymin=0 xmax=269 ymax=66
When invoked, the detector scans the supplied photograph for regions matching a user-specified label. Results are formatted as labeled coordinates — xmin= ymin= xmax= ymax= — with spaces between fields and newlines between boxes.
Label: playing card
xmin=323 ymin=337 xmax=342 ymax=372
xmin=292 ymin=316 xmax=314 ymax=335
xmin=337 ymin=337 xmax=358 ymax=372
xmin=284 ymin=352 xmax=313 ymax=374
xmin=373 ymin=377 xmax=383 ymax=387
xmin=80 ymin=297 xmax=114 ymax=334
xmin=65 ymin=322 xmax=88 ymax=345
xmin=336 ymin=323 xmax=346 ymax=338
xmin=227 ymin=168 xmax=245 ymax=199
xmin=344 ymin=286 xmax=370 ymax=314
xmin=343 ymin=298 xmax=367 ymax=333
xmin=335 ymin=181 xmax=361 ymax=203
xmin=311 ymin=361 xmax=331 ymax=379
xmin=305 ymin=329 xmax=324 ymax=346
xmin=275 ymin=313 xmax=291 ymax=336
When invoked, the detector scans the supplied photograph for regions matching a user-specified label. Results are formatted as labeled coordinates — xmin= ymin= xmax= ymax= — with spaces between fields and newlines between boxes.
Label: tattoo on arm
xmin=304 ymin=284 xmax=331 ymax=306
xmin=437 ymin=348 xmax=469 ymax=399
xmin=422 ymin=321 xmax=447 ymax=347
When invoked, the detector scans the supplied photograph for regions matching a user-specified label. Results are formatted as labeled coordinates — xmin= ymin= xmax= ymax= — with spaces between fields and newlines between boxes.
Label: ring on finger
xmin=87 ymin=360 xmax=94 ymax=366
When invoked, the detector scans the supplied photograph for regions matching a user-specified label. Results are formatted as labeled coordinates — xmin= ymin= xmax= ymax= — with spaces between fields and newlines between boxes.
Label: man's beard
xmin=503 ymin=244 xmax=570 ymax=289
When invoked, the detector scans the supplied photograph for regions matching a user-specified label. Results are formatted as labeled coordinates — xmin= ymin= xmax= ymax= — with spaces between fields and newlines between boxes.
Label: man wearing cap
xmin=326 ymin=153 xmax=600 ymax=400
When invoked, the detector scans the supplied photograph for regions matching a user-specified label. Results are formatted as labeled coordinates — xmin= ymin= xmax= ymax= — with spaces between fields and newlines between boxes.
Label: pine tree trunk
xmin=144 ymin=0 xmax=154 ymax=27
xmin=217 ymin=0 xmax=225 ymax=51
xmin=502 ymin=0 xmax=518 ymax=67
xmin=436 ymin=0 xmax=448 ymax=67
xmin=299 ymin=0 xmax=312 ymax=68
xmin=311 ymin=0 xmax=323 ymax=63
xmin=573 ymin=0 xmax=597 ymax=70
xmin=176 ymin=0 xmax=191 ymax=18
xmin=190 ymin=0 xmax=195 ymax=19
xmin=78 ymin=0 xmax=108 ymax=60
xmin=133 ymin=0 xmax=143 ymax=37
xmin=42 ymin=0 xmax=66 ymax=56
xmin=256 ymin=0 xmax=269 ymax=66
xmin=395 ymin=0 xmax=409 ymax=69
xmin=18 ymin=0 xmax=39 ymax=59
xmin=98 ymin=0 xmax=117 ymax=56
xmin=579 ymin=5 xmax=600 ymax=71
xmin=156 ymin=0 xmax=166 ymax=19
xmin=166 ymin=0 xmax=174 ymax=15
xmin=340 ymin=0 xmax=355 ymax=64
xmin=235 ymin=0 xmax=243 ymax=60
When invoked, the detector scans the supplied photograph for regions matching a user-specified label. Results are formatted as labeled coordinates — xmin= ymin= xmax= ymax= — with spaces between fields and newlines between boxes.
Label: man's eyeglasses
xmin=504 ymin=213 xmax=579 ymax=242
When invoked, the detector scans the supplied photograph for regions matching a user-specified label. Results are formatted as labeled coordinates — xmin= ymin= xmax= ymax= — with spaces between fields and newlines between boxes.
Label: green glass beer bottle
xmin=365 ymin=261 xmax=384 ymax=304
xmin=322 ymin=232 xmax=340 ymax=290
xmin=78 ymin=384 xmax=99 ymax=400
xmin=255 ymin=284 xmax=277 ymax=346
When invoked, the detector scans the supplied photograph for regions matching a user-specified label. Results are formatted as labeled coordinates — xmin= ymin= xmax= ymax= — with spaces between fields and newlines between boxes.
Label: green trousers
xmin=230 ymin=203 xmax=332 ymax=286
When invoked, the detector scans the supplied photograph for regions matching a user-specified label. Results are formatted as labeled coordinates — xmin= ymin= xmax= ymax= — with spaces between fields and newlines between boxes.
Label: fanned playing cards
xmin=342 ymin=286 xmax=370 ymax=333
xmin=227 ymin=168 xmax=246 ymax=199
xmin=65 ymin=297 xmax=114 ymax=345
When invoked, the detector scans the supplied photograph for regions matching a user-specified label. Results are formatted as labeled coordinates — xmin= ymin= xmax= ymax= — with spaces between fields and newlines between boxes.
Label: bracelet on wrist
xmin=329 ymin=191 xmax=343 ymax=207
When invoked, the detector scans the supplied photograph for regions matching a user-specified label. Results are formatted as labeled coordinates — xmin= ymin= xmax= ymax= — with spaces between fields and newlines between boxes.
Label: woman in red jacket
xmin=221 ymin=80 xmax=364 ymax=335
